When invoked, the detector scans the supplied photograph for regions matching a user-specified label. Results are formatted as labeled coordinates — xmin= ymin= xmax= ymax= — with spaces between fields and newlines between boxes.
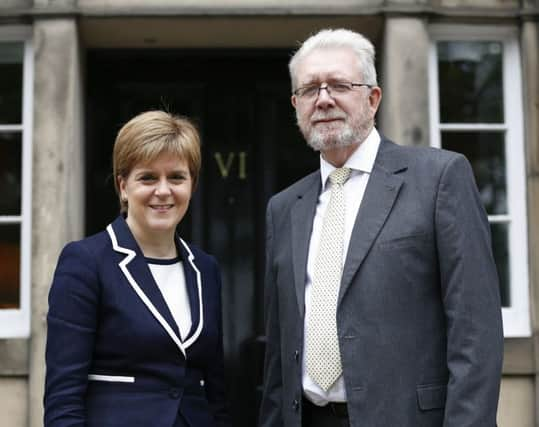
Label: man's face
xmin=291 ymin=47 xmax=381 ymax=152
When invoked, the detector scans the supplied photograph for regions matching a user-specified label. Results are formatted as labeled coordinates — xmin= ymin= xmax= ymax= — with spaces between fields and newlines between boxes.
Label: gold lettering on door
xmin=214 ymin=152 xmax=235 ymax=178
xmin=238 ymin=152 xmax=247 ymax=179
xmin=214 ymin=151 xmax=247 ymax=179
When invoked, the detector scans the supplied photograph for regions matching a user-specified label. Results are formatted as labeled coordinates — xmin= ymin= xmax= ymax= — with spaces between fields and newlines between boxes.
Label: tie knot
xmin=329 ymin=167 xmax=351 ymax=186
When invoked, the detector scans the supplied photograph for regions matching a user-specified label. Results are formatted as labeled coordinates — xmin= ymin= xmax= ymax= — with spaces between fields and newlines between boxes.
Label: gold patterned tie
xmin=306 ymin=167 xmax=351 ymax=391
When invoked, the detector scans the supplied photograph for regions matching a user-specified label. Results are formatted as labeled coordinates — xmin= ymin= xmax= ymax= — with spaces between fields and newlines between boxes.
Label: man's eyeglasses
xmin=293 ymin=81 xmax=373 ymax=100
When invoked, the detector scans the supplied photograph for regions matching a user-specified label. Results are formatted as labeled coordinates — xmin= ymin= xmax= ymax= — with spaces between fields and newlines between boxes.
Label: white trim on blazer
xmin=178 ymin=238 xmax=204 ymax=349
xmin=88 ymin=374 xmax=135 ymax=383
xmin=106 ymin=225 xmax=204 ymax=357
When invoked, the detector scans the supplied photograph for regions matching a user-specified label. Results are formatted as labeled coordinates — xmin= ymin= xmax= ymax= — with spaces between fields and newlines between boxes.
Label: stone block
xmin=0 ymin=378 xmax=27 ymax=427
xmin=497 ymin=376 xmax=535 ymax=427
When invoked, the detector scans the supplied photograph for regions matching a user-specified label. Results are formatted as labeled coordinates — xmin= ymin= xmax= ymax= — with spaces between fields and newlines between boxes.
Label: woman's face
xmin=119 ymin=153 xmax=192 ymax=241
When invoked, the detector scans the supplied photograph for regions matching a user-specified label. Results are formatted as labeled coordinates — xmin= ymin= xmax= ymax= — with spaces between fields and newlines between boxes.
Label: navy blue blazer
xmin=44 ymin=216 xmax=230 ymax=427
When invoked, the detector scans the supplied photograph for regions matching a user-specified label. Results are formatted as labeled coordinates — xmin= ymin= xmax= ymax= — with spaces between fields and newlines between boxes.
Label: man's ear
xmin=369 ymin=86 xmax=382 ymax=112
xmin=291 ymin=94 xmax=297 ymax=108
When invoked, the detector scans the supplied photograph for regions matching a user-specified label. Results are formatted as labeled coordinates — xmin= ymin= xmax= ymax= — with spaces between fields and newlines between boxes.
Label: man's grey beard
xmin=297 ymin=112 xmax=372 ymax=152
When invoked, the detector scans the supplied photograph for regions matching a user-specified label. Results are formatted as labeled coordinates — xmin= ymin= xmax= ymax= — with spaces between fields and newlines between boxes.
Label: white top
xmin=302 ymin=128 xmax=381 ymax=405
xmin=147 ymin=257 xmax=192 ymax=341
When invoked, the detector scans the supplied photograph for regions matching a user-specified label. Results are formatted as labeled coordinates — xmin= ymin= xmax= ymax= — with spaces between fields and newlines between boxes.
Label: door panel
xmin=85 ymin=49 xmax=318 ymax=426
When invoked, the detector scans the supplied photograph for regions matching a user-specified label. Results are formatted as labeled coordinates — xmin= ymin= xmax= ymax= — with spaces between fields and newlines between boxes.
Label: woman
xmin=44 ymin=111 xmax=230 ymax=427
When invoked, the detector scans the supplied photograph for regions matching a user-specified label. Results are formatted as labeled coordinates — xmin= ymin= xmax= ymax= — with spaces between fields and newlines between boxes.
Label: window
xmin=0 ymin=27 xmax=33 ymax=337
xmin=429 ymin=25 xmax=530 ymax=337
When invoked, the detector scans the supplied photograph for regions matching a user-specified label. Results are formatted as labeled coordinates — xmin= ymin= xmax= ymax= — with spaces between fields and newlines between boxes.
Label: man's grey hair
xmin=288 ymin=28 xmax=378 ymax=91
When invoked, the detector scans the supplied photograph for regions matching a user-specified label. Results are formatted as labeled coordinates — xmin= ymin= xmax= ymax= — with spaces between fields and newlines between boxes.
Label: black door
xmin=85 ymin=49 xmax=318 ymax=426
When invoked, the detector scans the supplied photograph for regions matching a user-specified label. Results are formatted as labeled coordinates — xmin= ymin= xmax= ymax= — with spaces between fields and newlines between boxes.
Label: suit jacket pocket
xmin=416 ymin=383 xmax=447 ymax=411
xmin=378 ymin=233 xmax=428 ymax=250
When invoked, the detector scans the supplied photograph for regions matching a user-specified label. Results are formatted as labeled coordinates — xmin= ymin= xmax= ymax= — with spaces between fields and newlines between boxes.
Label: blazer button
xmin=292 ymin=399 xmax=300 ymax=412
xmin=169 ymin=388 xmax=181 ymax=399
xmin=294 ymin=350 xmax=300 ymax=362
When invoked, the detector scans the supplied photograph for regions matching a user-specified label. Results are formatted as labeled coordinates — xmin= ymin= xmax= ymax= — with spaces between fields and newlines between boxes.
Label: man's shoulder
xmin=379 ymin=137 xmax=465 ymax=171
xmin=269 ymin=170 xmax=320 ymax=206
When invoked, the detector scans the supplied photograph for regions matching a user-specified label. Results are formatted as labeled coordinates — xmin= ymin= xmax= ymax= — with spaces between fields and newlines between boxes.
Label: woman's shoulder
xmin=50 ymin=229 xmax=111 ymax=297
xmin=59 ymin=228 xmax=112 ymax=263
xmin=178 ymin=238 xmax=219 ymax=269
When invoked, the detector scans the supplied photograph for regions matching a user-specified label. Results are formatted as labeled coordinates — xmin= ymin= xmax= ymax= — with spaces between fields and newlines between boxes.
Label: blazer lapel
xmin=338 ymin=140 xmax=406 ymax=303
xmin=291 ymin=172 xmax=321 ymax=318
xmin=176 ymin=237 xmax=204 ymax=350
xmin=107 ymin=216 xmax=186 ymax=356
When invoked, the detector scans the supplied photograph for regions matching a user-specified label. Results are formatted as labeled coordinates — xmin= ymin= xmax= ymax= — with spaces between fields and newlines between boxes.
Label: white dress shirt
xmin=147 ymin=257 xmax=192 ymax=341
xmin=302 ymin=128 xmax=381 ymax=405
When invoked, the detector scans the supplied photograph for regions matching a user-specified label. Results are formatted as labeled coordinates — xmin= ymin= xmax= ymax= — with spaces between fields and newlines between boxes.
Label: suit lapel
xmin=291 ymin=173 xmax=321 ymax=318
xmin=338 ymin=140 xmax=406 ymax=304
xmin=107 ymin=216 xmax=186 ymax=357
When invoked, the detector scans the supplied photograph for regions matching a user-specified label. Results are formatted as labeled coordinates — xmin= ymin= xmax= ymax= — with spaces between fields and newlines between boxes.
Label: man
xmin=259 ymin=28 xmax=503 ymax=427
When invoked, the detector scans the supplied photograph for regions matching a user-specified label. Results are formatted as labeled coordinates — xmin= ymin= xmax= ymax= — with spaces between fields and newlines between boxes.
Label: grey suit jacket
xmin=259 ymin=138 xmax=503 ymax=427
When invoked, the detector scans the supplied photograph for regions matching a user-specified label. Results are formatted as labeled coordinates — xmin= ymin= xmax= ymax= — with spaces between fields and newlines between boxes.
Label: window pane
xmin=0 ymin=132 xmax=22 ymax=215
xmin=442 ymin=131 xmax=506 ymax=215
xmin=491 ymin=222 xmax=509 ymax=307
xmin=438 ymin=41 xmax=503 ymax=123
xmin=0 ymin=224 xmax=20 ymax=309
xmin=0 ymin=42 xmax=23 ymax=124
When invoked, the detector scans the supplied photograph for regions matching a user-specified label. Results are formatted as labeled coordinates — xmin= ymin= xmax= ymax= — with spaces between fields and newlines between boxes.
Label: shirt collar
xmin=320 ymin=127 xmax=381 ymax=190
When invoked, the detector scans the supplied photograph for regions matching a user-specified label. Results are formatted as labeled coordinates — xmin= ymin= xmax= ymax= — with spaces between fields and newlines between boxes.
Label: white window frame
xmin=429 ymin=25 xmax=530 ymax=337
xmin=0 ymin=26 xmax=33 ymax=338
